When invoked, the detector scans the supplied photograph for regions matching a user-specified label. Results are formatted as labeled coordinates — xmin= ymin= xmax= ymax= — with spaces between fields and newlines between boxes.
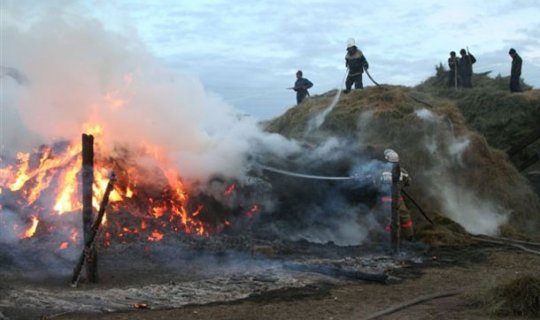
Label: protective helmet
xmin=347 ymin=38 xmax=356 ymax=49
xmin=384 ymin=149 xmax=399 ymax=163
xmin=509 ymin=48 xmax=516 ymax=55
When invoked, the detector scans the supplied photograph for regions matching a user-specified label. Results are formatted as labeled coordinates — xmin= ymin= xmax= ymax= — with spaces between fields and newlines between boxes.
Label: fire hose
xmin=364 ymin=68 xmax=382 ymax=87
xmin=363 ymin=67 xmax=437 ymax=109
xmin=258 ymin=164 xmax=355 ymax=180
xmin=259 ymin=164 xmax=435 ymax=225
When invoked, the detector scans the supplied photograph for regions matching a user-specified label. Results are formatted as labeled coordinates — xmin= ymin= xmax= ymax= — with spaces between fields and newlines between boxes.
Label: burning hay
xmin=0 ymin=131 xmax=266 ymax=252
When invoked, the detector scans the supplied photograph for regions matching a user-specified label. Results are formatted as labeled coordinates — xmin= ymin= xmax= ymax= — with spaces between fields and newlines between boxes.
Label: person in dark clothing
xmin=509 ymin=48 xmax=522 ymax=93
xmin=447 ymin=51 xmax=460 ymax=88
xmin=459 ymin=48 xmax=476 ymax=88
xmin=292 ymin=70 xmax=313 ymax=104
xmin=344 ymin=38 xmax=369 ymax=93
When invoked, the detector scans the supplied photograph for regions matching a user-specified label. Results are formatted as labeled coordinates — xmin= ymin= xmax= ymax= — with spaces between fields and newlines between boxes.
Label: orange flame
xmin=125 ymin=186 xmax=134 ymax=198
xmin=8 ymin=152 xmax=31 ymax=191
xmin=2 ymin=119 xmax=254 ymax=246
xmin=148 ymin=230 xmax=164 ymax=241
xmin=53 ymin=158 xmax=82 ymax=214
xmin=20 ymin=216 xmax=39 ymax=239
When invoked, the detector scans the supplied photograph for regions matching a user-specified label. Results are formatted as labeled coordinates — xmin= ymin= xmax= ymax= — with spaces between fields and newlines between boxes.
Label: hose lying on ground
xmin=361 ymin=289 xmax=464 ymax=320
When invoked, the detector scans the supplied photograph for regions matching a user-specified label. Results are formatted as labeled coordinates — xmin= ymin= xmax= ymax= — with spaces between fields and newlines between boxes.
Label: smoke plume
xmin=1 ymin=2 xmax=299 ymax=183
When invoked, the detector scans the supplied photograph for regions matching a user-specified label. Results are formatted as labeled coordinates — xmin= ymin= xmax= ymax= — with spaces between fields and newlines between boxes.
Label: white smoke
xmin=416 ymin=108 xmax=509 ymax=235
xmin=0 ymin=207 xmax=23 ymax=244
xmin=1 ymin=2 xmax=299 ymax=183
xmin=437 ymin=184 xmax=509 ymax=235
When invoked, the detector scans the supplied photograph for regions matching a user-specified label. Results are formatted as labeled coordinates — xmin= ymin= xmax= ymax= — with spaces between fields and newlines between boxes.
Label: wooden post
xmin=390 ymin=162 xmax=401 ymax=254
xmin=81 ymin=134 xmax=97 ymax=282
xmin=71 ymin=172 xmax=116 ymax=287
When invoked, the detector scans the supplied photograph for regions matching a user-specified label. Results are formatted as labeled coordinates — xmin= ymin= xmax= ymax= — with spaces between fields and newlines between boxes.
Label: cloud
xmin=4 ymin=0 xmax=540 ymax=122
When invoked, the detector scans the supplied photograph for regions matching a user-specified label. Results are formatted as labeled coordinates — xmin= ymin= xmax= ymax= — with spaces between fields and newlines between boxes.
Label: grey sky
xmin=7 ymin=0 xmax=540 ymax=119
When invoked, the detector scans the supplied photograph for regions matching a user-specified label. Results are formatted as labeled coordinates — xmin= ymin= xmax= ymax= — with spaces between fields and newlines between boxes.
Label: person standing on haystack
xmin=459 ymin=48 xmax=476 ymax=88
xmin=344 ymin=38 xmax=369 ymax=93
xmin=447 ymin=51 xmax=460 ymax=88
xmin=509 ymin=48 xmax=522 ymax=93
xmin=292 ymin=70 xmax=313 ymax=104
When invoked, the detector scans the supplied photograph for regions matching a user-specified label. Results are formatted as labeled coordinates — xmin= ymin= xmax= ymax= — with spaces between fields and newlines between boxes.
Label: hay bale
xmin=482 ymin=276 xmax=540 ymax=317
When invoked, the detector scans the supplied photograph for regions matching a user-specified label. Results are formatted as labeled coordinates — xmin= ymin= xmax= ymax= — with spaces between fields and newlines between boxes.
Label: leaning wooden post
xmin=390 ymin=162 xmax=401 ymax=254
xmin=81 ymin=134 xmax=97 ymax=282
xmin=71 ymin=172 xmax=116 ymax=287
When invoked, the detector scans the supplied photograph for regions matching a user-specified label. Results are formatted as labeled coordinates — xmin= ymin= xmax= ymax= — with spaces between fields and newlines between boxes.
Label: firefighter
xmin=447 ymin=51 xmax=460 ymax=88
xmin=344 ymin=38 xmax=369 ymax=93
xmin=459 ymin=48 xmax=476 ymax=88
xmin=509 ymin=48 xmax=522 ymax=93
xmin=380 ymin=149 xmax=414 ymax=241
xmin=291 ymin=70 xmax=313 ymax=104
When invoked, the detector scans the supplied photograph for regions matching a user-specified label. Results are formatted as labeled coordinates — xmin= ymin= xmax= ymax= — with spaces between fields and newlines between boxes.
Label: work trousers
xmin=345 ymin=73 xmax=363 ymax=91
xmin=510 ymin=75 xmax=521 ymax=92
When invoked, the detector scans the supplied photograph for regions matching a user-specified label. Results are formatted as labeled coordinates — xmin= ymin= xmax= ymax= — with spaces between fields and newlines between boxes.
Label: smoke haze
xmin=1 ymin=2 xmax=299 ymax=183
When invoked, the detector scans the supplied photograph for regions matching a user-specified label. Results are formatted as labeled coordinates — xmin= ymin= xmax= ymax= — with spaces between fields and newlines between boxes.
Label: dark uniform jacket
xmin=293 ymin=78 xmax=313 ymax=94
xmin=294 ymin=77 xmax=313 ymax=104
xmin=460 ymin=53 xmax=476 ymax=76
xmin=511 ymin=54 xmax=522 ymax=77
xmin=448 ymin=57 xmax=459 ymax=71
xmin=345 ymin=50 xmax=369 ymax=77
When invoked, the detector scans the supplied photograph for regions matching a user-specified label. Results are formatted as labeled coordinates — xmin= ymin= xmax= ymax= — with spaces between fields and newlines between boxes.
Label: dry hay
xmin=415 ymin=214 xmax=471 ymax=247
xmin=479 ymin=276 xmax=540 ymax=317
xmin=265 ymin=86 xmax=540 ymax=241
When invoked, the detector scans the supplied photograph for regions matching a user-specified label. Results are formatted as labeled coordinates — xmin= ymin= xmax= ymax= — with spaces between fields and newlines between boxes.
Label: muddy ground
xmin=2 ymin=240 xmax=538 ymax=320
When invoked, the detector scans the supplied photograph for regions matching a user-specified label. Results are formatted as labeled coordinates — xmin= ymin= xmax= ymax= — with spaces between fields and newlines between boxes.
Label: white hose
xmin=258 ymin=164 xmax=355 ymax=180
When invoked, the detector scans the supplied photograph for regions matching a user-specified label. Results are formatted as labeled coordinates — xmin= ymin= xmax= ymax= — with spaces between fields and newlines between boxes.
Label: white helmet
xmin=384 ymin=149 xmax=399 ymax=163
xmin=347 ymin=38 xmax=356 ymax=49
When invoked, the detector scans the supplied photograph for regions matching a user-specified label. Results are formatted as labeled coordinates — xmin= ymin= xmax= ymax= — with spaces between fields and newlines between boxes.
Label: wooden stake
xmin=81 ymin=134 xmax=97 ymax=282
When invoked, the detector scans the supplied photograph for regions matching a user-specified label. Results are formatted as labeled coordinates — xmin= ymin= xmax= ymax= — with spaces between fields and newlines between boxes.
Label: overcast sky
xmin=5 ymin=0 xmax=540 ymax=120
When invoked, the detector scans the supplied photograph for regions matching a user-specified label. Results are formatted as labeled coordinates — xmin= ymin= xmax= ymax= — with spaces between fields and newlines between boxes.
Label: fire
xmin=246 ymin=205 xmax=259 ymax=218
xmin=125 ymin=186 xmax=134 ymax=198
xmin=148 ymin=230 xmax=164 ymax=241
xmin=82 ymin=123 xmax=103 ymax=136
xmin=192 ymin=205 xmax=203 ymax=217
xmin=224 ymin=183 xmax=236 ymax=196
xmin=53 ymin=158 xmax=82 ymax=214
xmin=70 ymin=228 xmax=79 ymax=242
xmin=1 ymin=119 xmax=258 ymax=249
xmin=19 ymin=216 xmax=39 ymax=239
xmin=8 ymin=152 xmax=30 ymax=191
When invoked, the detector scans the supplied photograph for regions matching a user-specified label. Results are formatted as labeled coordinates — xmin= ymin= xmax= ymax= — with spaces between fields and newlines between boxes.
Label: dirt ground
xmin=50 ymin=245 xmax=540 ymax=320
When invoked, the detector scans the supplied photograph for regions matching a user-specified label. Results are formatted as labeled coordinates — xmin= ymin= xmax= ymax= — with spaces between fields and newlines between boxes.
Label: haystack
xmin=478 ymin=275 xmax=540 ymax=317
xmin=265 ymin=85 xmax=540 ymax=239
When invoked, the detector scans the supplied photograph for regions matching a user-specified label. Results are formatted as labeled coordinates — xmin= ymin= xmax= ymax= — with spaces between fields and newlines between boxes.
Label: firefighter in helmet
xmin=380 ymin=149 xmax=414 ymax=240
